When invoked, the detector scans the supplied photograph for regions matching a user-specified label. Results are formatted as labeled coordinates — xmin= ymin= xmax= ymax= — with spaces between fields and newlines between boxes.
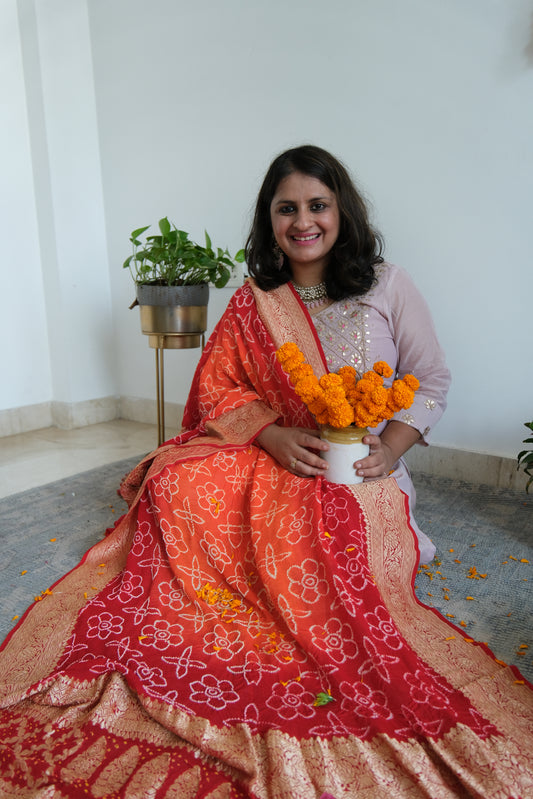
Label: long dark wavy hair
xmin=246 ymin=145 xmax=384 ymax=300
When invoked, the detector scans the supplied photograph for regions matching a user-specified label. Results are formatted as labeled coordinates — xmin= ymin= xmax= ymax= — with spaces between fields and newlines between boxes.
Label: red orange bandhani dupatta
xmin=0 ymin=280 xmax=532 ymax=798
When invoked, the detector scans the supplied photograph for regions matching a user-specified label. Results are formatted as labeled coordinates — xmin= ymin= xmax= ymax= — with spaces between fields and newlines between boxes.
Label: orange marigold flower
xmin=361 ymin=371 xmax=383 ymax=387
xmin=338 ymin=365 xmax=358 ymax=390
xmin=308 ymin=397 xmax=328 ymax=416
xmin=385 ymin=402 xmax=401 ymax=415
xmin=346 ymin=387 xmax=362 ymax=405
xmin=362 ymin=398 xmax=385 ymax=417
xmin=391 ymin=381 xmax=415 ymax=408
xmin=402 ymin=373 xmax=420 ymax=391
xmin=276 ymin=342 xmax=303 ymax=364
xmin=373 ymin=361 xmax=394 ymax=378
xmin=291 ymin=363 xmax=315 ymax=382
xmin=294 ymin=376 xmax=321 ymax=398
xmin=287 ymin=358 xmax=307 ymax=374
xmin=370 ymin=386 xmax=388 ymax=407
xmin=356 ymin=378 xmax=377 ymax=396
xmin=354 ymin=409 xmax=374 ymax=428
xmin=319 ymin=373 xmax=344 ymax=390
xmin=328 ymin=405 xmax=355 ymax=428
xmin=295 ymin=392 xmax=315 ymax=407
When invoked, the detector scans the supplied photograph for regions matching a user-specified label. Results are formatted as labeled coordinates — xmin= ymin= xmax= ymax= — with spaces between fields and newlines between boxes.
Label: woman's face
xmin=270 ymin=171 xmax=340 ymax=283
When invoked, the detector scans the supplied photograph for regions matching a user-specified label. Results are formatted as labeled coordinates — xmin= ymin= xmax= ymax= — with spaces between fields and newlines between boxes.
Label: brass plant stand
xmin=147 ymin=332 xmax=205 ymax=446
xmin=138 ymin=298 xmax=208 ymax=447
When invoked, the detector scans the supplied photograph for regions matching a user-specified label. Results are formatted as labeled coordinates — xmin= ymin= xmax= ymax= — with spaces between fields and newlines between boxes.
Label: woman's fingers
xmin=257 ymin=424 xmax=329 ymax=475
xmin=292 ymin=429 xmax=329 ymax=473
xmin=355 ymin=435 xmax=392 ymax=478
xmin=284 ymin=429 xmax=329 ymax=475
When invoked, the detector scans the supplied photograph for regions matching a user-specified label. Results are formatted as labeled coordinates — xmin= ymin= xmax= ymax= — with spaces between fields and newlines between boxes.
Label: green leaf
xmin=124 ymin=216 xmax=244 ymax=289
xmin=131 ymin=225 xmax=150 ymax=240
xmin=313 ymin=691 xmax=335 ymax=707
xmin=213 ymin=266 xmax=230 ymax=288
xmin=159 ymin=217 xmax=171 ymax=238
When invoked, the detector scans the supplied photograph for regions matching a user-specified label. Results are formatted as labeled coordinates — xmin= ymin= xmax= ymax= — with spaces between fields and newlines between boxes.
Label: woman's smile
xmin=292 ymin=233 xmax=321 ymax=243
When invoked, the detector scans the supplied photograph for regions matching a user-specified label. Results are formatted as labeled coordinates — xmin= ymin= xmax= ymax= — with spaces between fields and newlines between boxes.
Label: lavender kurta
xmin=312 ymin=263 xmax=451 ymax=563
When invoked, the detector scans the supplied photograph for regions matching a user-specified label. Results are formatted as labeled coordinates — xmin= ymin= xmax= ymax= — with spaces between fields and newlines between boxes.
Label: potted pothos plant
xmin=517 ymin=421 xmax=533 ymax=493
xmin=124 ymin=216 xmax=245 ymax=348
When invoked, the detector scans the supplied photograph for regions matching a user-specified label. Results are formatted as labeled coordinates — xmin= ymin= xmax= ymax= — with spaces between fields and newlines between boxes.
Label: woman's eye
xmin=279 ymin=205 xmax=294 ymax=215
xmin=311 ymin=202 xmax=326 ymax=212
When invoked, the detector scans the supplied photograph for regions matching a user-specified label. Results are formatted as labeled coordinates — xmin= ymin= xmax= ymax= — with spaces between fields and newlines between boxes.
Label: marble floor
xmin=0 ymin=420 xmax=164 ymax=500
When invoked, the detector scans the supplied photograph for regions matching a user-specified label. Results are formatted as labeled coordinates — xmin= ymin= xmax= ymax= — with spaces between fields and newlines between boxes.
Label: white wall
xmin=1 ymin=0 xmax=116 ymax=429
xmin=30 ymin=0 xmax=115 ymax=405
xmin=3 ymin=0 xmax=532 ymax=457
xmin=0 ymin=0 xmax=51 ymax=408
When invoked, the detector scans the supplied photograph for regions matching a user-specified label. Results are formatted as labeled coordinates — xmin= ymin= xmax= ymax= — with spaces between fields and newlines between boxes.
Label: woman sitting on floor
xmin=0 ymin=145 xmax=532 ymax=798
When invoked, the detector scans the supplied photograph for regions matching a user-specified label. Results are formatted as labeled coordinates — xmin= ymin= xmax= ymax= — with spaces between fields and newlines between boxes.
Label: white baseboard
xmin=0 ymin=396 xmax=185 ymax=437
xmin=119 ymin=396 xmax=184 ymax=434
xmin=0 ymin=397 xmax=119 ymax=436
xmin=52 ymin=397 xmax=119 ymax=429
xmin=405 ymin=444 xmax=526 ymax=492
xmin=0 ymin=402 xmax=53 ymax=437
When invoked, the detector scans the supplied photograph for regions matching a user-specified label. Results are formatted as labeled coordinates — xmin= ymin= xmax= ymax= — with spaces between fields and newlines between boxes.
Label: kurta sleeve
xmin=381 ymin=265 xmax=451 ymax=443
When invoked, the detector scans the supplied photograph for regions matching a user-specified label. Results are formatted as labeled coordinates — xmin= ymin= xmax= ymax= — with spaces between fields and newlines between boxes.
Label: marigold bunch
xmin=276 ymin=343 xmax=420 ymax=429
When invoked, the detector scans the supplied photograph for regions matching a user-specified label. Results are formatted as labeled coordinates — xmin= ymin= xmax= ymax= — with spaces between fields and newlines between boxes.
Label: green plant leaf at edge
xmin=131 ymin=225 xmax=150 ymax=241
xmin=158 ymin=217 xmax=172 ymax=238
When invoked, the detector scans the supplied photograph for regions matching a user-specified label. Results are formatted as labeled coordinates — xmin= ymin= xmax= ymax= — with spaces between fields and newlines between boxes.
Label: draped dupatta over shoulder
xmin=1 ymin=281 xmax=532 ymax=798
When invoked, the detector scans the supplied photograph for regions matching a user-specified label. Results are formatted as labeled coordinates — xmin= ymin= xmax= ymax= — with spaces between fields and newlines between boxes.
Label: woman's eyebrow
xmin=273 ymin=195 xmax=329 ymax=205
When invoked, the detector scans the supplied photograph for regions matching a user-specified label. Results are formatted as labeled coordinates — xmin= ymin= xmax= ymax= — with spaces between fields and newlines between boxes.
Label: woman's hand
xmin=355 ymin=421 xmax=422 ymax=480
xmin=256 ymin=424 xmax=330 ymax=477
xmin=355 ymin=434 xmax=395 ymax=479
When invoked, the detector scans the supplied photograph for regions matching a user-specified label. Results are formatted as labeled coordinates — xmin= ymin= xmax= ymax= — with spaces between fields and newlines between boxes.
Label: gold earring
xmin=273 ymin=241 xmax=284 ymax=270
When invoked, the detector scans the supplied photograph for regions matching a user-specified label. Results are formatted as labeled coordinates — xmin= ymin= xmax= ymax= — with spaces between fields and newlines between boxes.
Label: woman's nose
xmin=293 ymin=209 xmax=312 ymax=229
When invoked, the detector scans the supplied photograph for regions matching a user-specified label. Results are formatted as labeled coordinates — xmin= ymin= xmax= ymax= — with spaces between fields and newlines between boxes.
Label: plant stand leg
xmin=155 ymin=340 xmax=165 ymax=447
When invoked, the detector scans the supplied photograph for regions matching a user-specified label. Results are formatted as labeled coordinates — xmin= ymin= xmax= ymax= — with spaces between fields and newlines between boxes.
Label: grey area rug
xmin=0 ymin=459 xmax=531 ymax=683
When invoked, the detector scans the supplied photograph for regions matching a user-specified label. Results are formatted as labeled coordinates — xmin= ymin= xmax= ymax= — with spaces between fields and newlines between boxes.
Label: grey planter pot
xmin=136 ymin=283 xmax=209 ymax=348
xmin=136 ymin=283 xmax=209 ymax=308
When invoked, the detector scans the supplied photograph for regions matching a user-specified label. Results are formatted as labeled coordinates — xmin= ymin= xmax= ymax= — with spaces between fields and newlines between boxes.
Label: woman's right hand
xmin=256 ymin=424 xmax=330 ymax=477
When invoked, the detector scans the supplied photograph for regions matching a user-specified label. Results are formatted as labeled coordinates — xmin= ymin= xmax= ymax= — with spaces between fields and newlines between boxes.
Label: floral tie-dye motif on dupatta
xmin=1 ymin=280 xmax=533 ymax=798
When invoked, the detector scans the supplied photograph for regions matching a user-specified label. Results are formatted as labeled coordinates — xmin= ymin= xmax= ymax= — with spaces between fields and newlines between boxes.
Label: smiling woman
xmin=0 ymin=145 xmax=531 ymax=798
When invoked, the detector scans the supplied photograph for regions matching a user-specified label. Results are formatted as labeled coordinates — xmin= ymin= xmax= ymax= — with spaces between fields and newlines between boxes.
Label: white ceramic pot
xmin=320 ymin=425 xmax=369 ymax=485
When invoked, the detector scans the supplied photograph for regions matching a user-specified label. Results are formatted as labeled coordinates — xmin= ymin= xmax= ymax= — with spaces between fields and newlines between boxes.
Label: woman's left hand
xmin=355 ymin=434 xmax=395 ymax=480
xmin=354 ymin=421 xmax=422 ymax=480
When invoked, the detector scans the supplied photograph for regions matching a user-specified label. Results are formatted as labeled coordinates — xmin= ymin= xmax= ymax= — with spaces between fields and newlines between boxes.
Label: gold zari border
xmin=356 ymin=479 xmax=533 ymax=742
xmin=4 ymin=688 xmax=533 ymax=798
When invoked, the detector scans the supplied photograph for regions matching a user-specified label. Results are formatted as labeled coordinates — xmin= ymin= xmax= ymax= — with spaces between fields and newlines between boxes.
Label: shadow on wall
xmin=526 ymin=11 xmax=533 ymax=65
